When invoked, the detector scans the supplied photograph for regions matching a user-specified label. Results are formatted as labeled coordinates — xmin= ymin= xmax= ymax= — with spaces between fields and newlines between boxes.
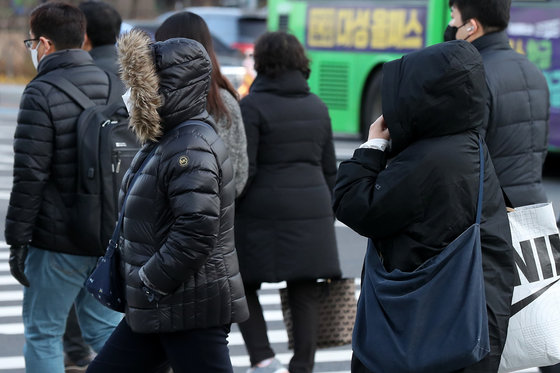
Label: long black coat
xmin=473 ymin=31 xmax=549 ymax=207
xmin=117 ymin=33 xmax=248 ymax=333
xmin=334 ymin=41 xmax=514 ymax=372
xmin=5 ymin=50 xmax=111 ymax=255
xmin=236 ymin=70 xmax=341 ymax=284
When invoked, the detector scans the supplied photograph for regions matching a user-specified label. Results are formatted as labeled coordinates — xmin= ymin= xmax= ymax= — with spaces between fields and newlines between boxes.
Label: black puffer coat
xmin=334 ymin=41 xmax=514 ymax=372
xmin=5 ymin=50 xmax=111 ymax=255
xmin=117 ymin=32 xmax=248 ymax=333
xmin=473 ymin=31 xmax=550 ymax=207
xmin=235 ymin=70 xmax=341 ymax=284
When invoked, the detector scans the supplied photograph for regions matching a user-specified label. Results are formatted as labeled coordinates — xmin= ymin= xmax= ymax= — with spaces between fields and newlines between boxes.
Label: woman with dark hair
xmin=155 ymin=11 xmax=248 ymax=196
xmin=235 ymin=31 xmax=342 ymax=373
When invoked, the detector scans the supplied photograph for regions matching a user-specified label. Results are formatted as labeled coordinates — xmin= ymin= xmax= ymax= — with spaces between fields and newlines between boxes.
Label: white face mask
xmin=122 ymin=88 xmax=133 ymax=114
xmin=30 ymin=40 xmax=41 ymax=70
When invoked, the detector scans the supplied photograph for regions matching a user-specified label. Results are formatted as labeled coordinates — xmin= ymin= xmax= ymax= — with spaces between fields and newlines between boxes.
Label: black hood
xmin=153 ymin=37 xmax=212 ymax=130
xmin=382 ymin=40 xmax=487 ymax=155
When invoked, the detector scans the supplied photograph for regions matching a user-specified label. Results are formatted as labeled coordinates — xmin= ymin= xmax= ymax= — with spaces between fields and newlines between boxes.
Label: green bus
xmin=267 ymin=0 xmax=560 ymax=146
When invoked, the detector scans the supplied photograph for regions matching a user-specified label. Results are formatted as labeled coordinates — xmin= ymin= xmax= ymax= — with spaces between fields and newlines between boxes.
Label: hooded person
xmin=333 ymin=40 xmax=514 ymax=373
xmin=86 ymin=29 xmax=249 ymax=373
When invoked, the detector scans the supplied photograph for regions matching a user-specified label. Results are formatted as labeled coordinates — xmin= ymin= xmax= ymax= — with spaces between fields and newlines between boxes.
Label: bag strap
xmin=476 ymin=135 xmax=484 ymax=225
xmin=109 ymin=119 xmax=215 ymax=245
xmin=35 ymin=72 xmax=96 ymax=110
xmin=36 ymin=70 xmax=122 ymax=109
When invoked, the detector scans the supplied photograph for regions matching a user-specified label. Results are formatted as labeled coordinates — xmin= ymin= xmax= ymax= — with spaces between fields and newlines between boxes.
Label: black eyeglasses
xmin=23 ymin=38 xmax=39 ymax=49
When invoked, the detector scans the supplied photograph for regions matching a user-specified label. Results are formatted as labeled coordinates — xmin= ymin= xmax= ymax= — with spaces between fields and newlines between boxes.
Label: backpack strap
xmin=35 ymin=72 xmax=96 ymax=110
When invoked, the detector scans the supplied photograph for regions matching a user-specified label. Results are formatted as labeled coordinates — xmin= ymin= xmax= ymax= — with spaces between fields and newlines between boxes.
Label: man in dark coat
xmin=445 ymin=0 xmax=550 ymax=208
xmin=446 ymin=2 xmax=552 ymax=371
xmin=334 ymin=40 xmax=514 ymax=372
xmin=79 ymin=1 xmax=125 ymax=93
xmin=4 ymin=3 xmax=122 ymax=372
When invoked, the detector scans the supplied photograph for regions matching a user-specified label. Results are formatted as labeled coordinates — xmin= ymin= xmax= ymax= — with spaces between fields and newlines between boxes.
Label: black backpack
xmin=37 ymin=72 xmax=141 ymax=256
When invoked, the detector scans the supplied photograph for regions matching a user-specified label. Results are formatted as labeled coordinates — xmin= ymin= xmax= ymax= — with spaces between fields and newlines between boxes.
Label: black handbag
xmin=280 ymin=278 xmax=357 ymax=349
xmin=353 ymin=136 xmax=490 ymax=373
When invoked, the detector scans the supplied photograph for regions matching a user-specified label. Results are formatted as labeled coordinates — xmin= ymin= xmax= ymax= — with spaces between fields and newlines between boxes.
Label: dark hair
xmin=449 ymin=0 xmax=511 ymax=31
xmin=78 ymin=1 xmax=122 ymax=47
xmin=253 ymin=31 xmax=310 ymax=79
xmin=155 ymin=11 xmax=239 ymax=127
xmin=30 ymin=2 xmax=86 ymax=50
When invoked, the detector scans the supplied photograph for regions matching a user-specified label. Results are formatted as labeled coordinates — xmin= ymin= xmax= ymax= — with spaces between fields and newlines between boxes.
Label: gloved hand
xmin=9 ymin=244 xmax=30 ymax=287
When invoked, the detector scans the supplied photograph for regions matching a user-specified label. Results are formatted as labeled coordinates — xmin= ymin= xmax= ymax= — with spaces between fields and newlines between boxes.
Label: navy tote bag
xmin=353 ymin=138 xmax=490 ymax=373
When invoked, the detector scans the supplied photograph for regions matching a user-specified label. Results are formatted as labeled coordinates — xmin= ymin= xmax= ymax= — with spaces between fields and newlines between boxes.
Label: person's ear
xmin=82 ymin=34 xmax=93 ymax=52
xmin=39 ymin=36 xmax=54 ymax=54
xmin=469 ymin=19 xmax=484 ymax=34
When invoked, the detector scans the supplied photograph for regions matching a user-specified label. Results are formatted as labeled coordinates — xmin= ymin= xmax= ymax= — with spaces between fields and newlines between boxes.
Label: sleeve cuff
xmin=139 ymin=266 xmax=168 ymax=296
xmin=359 ymin=138 xmax=390 ymax=151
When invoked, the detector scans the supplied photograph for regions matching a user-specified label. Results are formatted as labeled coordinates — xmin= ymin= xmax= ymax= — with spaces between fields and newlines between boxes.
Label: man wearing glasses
xmin=4 ymin=3 xmax=121 ymax=372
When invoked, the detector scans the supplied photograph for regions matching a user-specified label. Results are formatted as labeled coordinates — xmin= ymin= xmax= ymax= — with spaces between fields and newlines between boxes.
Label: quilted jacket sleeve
xmin=4 ymin=83 xmax=54 ymax=245
xmin=333 ymin=147 xmax=423 ymax=239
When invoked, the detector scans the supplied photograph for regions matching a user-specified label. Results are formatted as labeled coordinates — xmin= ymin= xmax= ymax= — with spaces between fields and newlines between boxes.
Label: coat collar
xmin=36 ymin=49 xmax=95 ymax=77
xmin=472 ymin=30 xmax=511 ymax=53
xmin=89 ymin=45 xmax=118 ymax=61
xmin=250 ymin=70 xmax=310 ymax=96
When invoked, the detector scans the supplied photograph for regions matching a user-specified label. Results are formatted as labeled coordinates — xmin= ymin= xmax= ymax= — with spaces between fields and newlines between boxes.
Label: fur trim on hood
xmin=118 ymin=29 xmax=162 ymax=143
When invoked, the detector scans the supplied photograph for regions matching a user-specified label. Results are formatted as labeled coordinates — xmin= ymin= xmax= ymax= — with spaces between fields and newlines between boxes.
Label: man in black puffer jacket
xmin=87 ymin=30 xmax=248 ymax=371
xmin=445 ymin=0 xmax=550 ymax=208
xmin=4 ymin=3 xmax=122 ymax=372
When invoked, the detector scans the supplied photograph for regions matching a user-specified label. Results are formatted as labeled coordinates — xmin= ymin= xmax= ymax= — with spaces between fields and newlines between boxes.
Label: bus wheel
xmin=361 ymin=70 xmax=383 ymax=141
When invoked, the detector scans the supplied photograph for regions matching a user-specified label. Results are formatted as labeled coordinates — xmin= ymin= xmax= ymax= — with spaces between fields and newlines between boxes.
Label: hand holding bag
xmin=353 ymin=137 xmax=490 ymax=373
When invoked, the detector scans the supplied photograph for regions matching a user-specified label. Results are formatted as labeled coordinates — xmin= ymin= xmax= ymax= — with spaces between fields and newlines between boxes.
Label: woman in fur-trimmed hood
xmin=87 ymin=29 xmax=249 ymax=372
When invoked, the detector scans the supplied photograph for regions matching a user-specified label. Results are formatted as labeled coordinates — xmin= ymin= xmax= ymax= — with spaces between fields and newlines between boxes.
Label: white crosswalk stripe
xmin=0 ymin=133 xmax=13 ymax=200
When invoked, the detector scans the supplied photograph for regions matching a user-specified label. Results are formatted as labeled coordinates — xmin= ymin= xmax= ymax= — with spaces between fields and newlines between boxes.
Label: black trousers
xmin=86 ymin=319 xmax=233 ymax=373
xmin=238 ymin=280 xmax=319 ymax=373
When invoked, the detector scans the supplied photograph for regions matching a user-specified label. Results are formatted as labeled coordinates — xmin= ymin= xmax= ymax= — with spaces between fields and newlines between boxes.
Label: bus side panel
xmin=268 ymin=0 xmax=446 ymax=136
xmin=508 ymin=4 xmax=560 ymax=150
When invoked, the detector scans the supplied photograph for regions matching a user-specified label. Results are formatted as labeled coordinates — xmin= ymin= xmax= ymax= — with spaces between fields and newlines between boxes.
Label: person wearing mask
xmin=333 ymin=40 xmax=514 ymax=372
xmin=5 ymin=3 xmax=122 ymax=372
xmin=86 ymin=29 xmax=249 ymax=372
xmin=445 ymin=1 xmax=552 ymax=370
xmin=154 ymin=11 xmax=248 ymax=197
xmin=235 ymin=31 xmax=342 ymax=373
xmin=444 ymin=0 xmax=550 ymax=208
